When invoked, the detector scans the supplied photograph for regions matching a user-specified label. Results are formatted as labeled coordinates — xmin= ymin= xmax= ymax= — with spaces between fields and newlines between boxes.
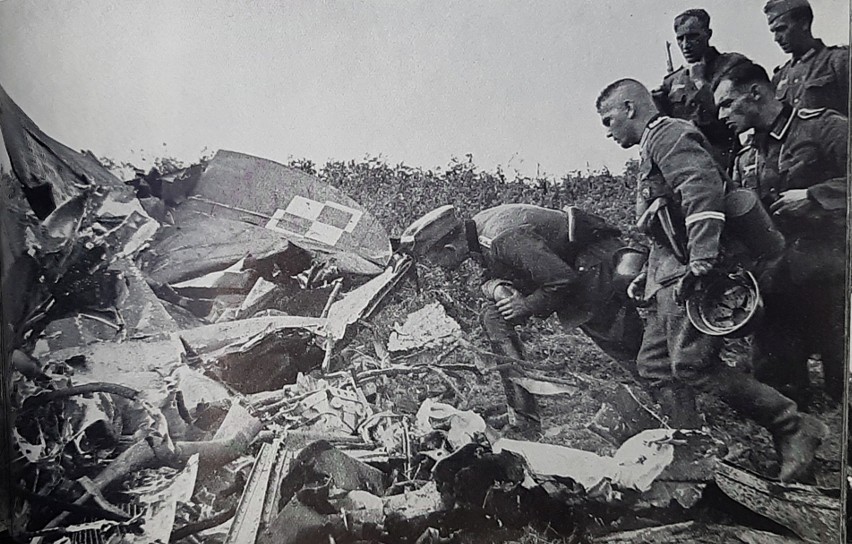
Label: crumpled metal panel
xmin=177 ymin=150 xmax=391 ymax=267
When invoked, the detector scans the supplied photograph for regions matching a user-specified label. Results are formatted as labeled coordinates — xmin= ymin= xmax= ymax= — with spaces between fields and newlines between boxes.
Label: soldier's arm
xmin=830 ymin=47 xmax=849 ymax=109
xmin=805 ymin=114 xmax=848 ymax=212
xmin=650 ymin=124 xmax=726 ymax=263
xmin=490 ymin=229 xmax=578 ymax=318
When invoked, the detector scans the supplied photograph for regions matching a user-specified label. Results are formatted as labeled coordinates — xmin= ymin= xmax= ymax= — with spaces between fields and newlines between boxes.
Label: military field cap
xmin=764 ymin=0 xmax=810 ymax=23
xmin=399 ymin=204 xmax=461 ymax=256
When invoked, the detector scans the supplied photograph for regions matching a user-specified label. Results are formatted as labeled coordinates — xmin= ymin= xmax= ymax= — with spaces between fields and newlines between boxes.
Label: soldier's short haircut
xmin=674 ymin=8 xmax=711 ymax=29
xmin=711 ymin=60 xmax=771 ymax=92
xmin=595 ymin=79 xmax=650 ymax=111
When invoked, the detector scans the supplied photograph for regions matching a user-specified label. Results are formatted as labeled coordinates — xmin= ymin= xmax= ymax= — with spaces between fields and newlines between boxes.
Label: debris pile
xmin=0 ymin=82 xmax=842 ymax=543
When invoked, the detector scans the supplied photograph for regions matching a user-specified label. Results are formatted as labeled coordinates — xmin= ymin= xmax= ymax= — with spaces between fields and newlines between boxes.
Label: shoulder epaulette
xmin=797 ymin=108 xmax=827 ymax=119
xmin=648 ymin=116 xmax=669 ymax=130
xmin=735 ymin=144 xmax=754 ymax=156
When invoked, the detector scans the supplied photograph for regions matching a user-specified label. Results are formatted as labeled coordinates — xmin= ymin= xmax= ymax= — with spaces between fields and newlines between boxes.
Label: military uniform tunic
xmin=631 ymin=114 xmax=799 ymax=438
xmin=732 ymin=106 xmax=847 ymax=401
xmin=635 ymin=115 xmax=727 ymax=379
xmin=467 ymin=204 xmax=644 ymax=428
xmin=773 ymin=40 xmax=849 ymax=116
xmin=653 ymin=48 xmax=749 ymax=171
xmin=470 ymin=204 xmax=643 ymax=362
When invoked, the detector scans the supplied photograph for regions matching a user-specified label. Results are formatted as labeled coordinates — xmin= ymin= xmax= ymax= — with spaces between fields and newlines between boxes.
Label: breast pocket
xmin=779 ymin=143 xmax=821 ymax=189
xmin=803 ymin=74 xmax=840 ymax=110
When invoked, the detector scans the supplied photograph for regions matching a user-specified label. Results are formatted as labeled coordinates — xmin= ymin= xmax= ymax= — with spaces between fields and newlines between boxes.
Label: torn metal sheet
xmin=171 ymin=258 xmax=258 ymax=299
xmin=493 ymin=438 xmax=615 ymax=491
xmin=122 ymin=454 xmax=200 ymax=543
xmin=509 ymin=376 xmax=579 ymax=397
xmin=138 ymin=214 xmax=313 ymax=285
xmin=715 ymin=460 xmax=841 ymax=543
xmin=415 ymin=398 xmax=486 ymax=450
xmin=0 ymin=83 xmax=127 ymax=216
xmin=225 ymin=439 xmax=282 ymax=544
xmin=209 ymin=326 xmax=324 ymax=395
xmin=34 ymin=258 xmax=179 ymax=356
xmin=40 ymin=336 xmax=184 ymax=407
xmin=169 ymin=365 xmax=232 ymax=410
xmin=494 ymin=429 xmax=718 ymax=497
xmin=388 ymin=302 xmax=462 ymax=353
xmin=1 ymin=188 xmax=39 ymax=338
xmin=175 ymin=150 xmax=392 ymax=266
xmin=237 ymin=277 xmax=282 ymax=319
xmin=175 ymin=315 xmax=326 ymax=355
xmin=324 ymin=255 xmax=412 ymax=343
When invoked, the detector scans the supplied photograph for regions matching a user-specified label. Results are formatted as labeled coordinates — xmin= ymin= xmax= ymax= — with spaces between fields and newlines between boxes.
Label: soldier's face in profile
xmin=714 ymin=80 xmax=759 ymax=134
xmin=598 ymin=98 xmax=637 ymax=149
xmin=769 ymin=13 xmax=808 ymax=55
xmin=674 ymin=17 xmax=711 ymax=63
xmin=426 ymin=238 xmax=468 ymax=270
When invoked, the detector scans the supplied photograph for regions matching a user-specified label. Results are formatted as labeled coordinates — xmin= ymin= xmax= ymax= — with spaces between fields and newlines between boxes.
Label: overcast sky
xmin=0 ymin=0 xmax=848 ymax=178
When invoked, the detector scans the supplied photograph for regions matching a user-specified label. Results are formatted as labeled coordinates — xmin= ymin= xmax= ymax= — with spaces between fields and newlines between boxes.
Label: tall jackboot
xmin=771 ymin=408 xmax=828 ymax=482
xmin=653 ymin=381 xmax=703 ymax=429
xmin=697 ymin=367 xmax=825 ymax=483
xmin=480 ymin=302 xmax=541 ymax=438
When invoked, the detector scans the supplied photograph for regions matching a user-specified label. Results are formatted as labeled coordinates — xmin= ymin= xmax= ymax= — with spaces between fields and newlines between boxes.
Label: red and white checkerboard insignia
xmin=265 ymin=195 xmax=363 ymax=247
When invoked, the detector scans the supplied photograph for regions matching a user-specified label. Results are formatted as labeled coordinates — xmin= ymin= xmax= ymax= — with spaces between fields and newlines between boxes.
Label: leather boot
xmin=654 ymin=382 xmax=703 ymax=429
xmin=774 ymin=412 xmax=828 ymax=482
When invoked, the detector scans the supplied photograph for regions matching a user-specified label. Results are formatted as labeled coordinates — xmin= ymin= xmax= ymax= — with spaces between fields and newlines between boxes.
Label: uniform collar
xmin=465 ymin=220 xmax=481 ymax=253
xmin=769 ymin=104 xmax=795 ymax=140
xmin=704 ymin=46 xmax=721 ymax=66
xmin=640 ymin=114 xmax=666 ymax=150
xmin=793 ymin=39 xmax=825 ymax=63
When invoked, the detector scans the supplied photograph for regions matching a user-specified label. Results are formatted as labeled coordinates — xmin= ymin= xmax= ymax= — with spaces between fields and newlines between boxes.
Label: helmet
xmin=686 ymin=269 xmax=763 ymax=337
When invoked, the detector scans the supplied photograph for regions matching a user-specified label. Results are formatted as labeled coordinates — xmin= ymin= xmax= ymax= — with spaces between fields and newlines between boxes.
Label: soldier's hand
xmin=674 ymin=272 xmax=700 ymax=304
xmin=688 ymin=258 xmax=715 ymax=277
xmin=495 ymin=293 xmax=531 ymax=321
xmin=627 ymin=271 xmax=647 ymax=302
xmin=770 ymin=189 xmax=810 ymax=216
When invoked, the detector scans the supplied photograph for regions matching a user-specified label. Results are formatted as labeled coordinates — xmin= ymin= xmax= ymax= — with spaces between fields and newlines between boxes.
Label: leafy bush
xmin=293 ymin=154 xmax=639 ymax=239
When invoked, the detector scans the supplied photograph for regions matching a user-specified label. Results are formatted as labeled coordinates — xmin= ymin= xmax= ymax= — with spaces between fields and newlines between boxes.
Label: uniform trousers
xmin=637 ymin=283 xmax=799 ymax=435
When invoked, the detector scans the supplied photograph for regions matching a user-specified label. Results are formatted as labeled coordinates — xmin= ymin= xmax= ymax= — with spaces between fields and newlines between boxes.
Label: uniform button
xmin=793 ymin=78 xmax=799 ymax=83
xmin=642 ymin=187 xmax=651 ymax=198
xmin=794 ymin=98 xmax=800 ymax=103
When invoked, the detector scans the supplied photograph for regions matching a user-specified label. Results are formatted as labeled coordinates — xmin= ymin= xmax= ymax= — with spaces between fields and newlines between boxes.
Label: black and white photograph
xmin=0 ymin=1 xmax=849 ymax=542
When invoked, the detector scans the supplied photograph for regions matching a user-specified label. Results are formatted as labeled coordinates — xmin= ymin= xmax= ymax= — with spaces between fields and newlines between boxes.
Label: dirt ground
xmin=365 ymin=266 xmax=845 ymax=542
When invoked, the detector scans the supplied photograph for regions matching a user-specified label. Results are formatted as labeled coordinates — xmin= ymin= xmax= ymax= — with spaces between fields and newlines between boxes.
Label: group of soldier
xmin=401 ymin=0 xmax=848 ymax=484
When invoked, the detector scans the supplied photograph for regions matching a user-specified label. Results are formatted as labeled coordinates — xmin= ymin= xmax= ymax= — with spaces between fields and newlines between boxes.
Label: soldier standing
xmin=764 ymin=0 xmax=849 ymax=115
xmin=400 ymin=203 xmax=644 ymax=437
xmin=651 ymin=9 xmax=749 ymax=172
xmin=713 ymin=60 xmax=847 ymax=405
xmin=596 ymin=78 xmax=826 ymax=482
